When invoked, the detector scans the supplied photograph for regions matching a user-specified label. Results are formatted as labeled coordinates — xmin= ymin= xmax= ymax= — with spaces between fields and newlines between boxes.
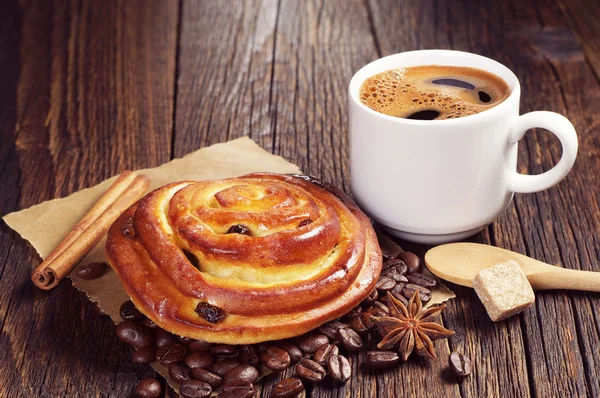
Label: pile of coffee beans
xmin=116 ymin=250 xmax=456 ymax=397
xmin=117 ymin=310 xmax=358 ymax=396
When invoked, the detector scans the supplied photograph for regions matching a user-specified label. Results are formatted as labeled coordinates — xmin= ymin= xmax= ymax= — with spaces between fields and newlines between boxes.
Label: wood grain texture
xmin=555 ymin=0 xmax=600 ymax=82
xmin=0 ymin=0 xmax=178 ymax=396
xmin=1 ymin=0 xmax=599 ymax=397
xmin=366 ymin=1 xmax=533 ymax=397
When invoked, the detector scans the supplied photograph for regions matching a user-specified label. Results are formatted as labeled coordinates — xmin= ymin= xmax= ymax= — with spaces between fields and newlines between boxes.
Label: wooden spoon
xmin=425 ymin=242 xmax=600 ymax=292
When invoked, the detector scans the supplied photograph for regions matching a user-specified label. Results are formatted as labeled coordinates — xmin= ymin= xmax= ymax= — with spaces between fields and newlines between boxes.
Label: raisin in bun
xmin=106 ymin=173 xmax=381 ymax=344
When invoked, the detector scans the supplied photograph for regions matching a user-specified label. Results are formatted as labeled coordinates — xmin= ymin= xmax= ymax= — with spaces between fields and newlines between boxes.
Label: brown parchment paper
xmin=3 ymin=137 xmax=454 ymax=392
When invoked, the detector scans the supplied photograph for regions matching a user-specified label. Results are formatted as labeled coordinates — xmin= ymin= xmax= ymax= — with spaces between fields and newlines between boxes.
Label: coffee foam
xmin=359 ymin=65 xmax=510 ymax=120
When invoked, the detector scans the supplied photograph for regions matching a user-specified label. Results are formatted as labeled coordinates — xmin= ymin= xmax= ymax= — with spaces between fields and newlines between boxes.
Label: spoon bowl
xmin=425 ymin=243 xmax=600 ymax=292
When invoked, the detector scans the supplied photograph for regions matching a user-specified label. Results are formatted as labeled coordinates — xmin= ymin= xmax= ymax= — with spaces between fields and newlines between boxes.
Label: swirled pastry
xmin=106 ymin=173 xmax=382 ymax=344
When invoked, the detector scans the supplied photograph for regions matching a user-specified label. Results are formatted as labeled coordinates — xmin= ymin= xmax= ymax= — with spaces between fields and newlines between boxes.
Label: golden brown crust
xmin=106 ymin=173 xmax=381 ymax=344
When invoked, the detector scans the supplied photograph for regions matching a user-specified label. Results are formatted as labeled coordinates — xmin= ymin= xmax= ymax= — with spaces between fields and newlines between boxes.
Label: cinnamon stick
xmin=31 ymin=171 xmax=150 ymax=290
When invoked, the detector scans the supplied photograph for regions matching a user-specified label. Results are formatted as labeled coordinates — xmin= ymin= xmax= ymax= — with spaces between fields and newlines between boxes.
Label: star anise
xmin=370 ymin=292 xmax=454 ymax=360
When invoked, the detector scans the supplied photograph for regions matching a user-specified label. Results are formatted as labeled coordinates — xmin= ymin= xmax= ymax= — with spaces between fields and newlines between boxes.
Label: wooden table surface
xmin=1 ymin=0 xmax=599 ymax=397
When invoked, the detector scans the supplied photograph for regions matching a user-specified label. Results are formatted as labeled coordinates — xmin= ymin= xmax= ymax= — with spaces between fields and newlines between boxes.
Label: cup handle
xmin=508 ymin=111 xmax=578 ymax=193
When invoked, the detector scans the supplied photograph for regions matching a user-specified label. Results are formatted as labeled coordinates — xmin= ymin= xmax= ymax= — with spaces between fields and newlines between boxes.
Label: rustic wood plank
xmin=2 ymin=0 xmax=599 ymax=397
xmin=525 ymin=2 xmax=600 ymax=396
xmin=175 ymin=0 xmax=283 ymax=396
xmin=174 ymin=1 xmax=458 ymax=397
xmin=174 ymin=0 xmax=279 ymax=158
xmin=367 ymin=0 xmax=599 ymax=396
xmin=0 ymin=0 xmax=20 ymax=173
xmin=490 ymin=1 xmax=599 ymax=396
xmin=554 ymin=0 xmax=600 ymax=81
xmin=365 ymin=0 xmax=535 ymax=396
xmin=268 ymin=1 xmax=458 ymax=397
xmin=0 ymin=0 xmax=178 ymax=396
xmin=268 ymin=0 xmax=381 ymax=194
xmin=0 ymin=4 xmax=23 ymax=389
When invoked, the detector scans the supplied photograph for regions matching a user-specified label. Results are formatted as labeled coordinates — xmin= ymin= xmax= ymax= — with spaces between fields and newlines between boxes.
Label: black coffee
xmin=359 ymin=65 xmax=510 ymax=120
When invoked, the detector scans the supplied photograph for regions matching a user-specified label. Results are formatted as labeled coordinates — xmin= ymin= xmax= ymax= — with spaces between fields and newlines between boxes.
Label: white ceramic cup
xmin=348 ymin=50 xmax=578 ymax=244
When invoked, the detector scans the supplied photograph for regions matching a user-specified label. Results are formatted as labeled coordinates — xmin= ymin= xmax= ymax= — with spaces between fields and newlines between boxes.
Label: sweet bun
xmin=106 ymin=173 xmax=382 ymax=344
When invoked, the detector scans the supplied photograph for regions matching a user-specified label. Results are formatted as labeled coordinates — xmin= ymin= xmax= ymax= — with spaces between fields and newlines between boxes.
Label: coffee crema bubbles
xmin=359 ymin=65 xmax=510 ymax=120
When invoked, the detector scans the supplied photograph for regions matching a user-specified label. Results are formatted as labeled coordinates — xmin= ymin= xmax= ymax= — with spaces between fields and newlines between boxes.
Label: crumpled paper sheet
xmin=3 ymin=137 xmax=454 ymax=393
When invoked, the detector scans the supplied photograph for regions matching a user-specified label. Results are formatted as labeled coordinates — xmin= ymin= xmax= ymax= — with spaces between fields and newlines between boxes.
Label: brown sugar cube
xmin=473 ymin=260 xmax=535 ymax=322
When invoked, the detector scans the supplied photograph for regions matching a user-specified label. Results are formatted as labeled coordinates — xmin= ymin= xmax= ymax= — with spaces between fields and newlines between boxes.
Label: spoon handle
xmin=529 ymin=267 xmax=600 ymax=292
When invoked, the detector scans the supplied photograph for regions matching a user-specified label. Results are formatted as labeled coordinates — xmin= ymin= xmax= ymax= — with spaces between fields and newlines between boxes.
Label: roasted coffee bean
xmin=362 ymin=288 xmax=379 ymax=307
xmin=272 ymin=378 xmax=305 ymax=398
xmin=402 ymin=284 xmax=431 ymax=303
xmin=238 ymin=345 xmax=260 ymax=366
xmin=351 ymin=311 xmax=375 ymax=334
xmin=132 ymin=346 xmax=157 ymax=364
xmin=169 ymin=361 xmax=192 ymax=383
xmin=362 ymin=311 xmax=376 ymax=328
xmin=195 ymin=302 xmax=226 ymax=324
xmin=298 ymin=219 xmax=313 ymax=227
xmin=155 ymin=329 xmax=175 ymax=348
xmin=329 ymin=320 xmax=350 ymax=330
xmin=390 ymin=288 xmax=409 ymax=306
xmin=367 ymin=350 xmax=400 ymax=369
xmin=260 ymin=345 xmax=291 ymax=372
xmin=406 ymin=272 xmax=438 ymax=289
xmin=191 ymin=368 xmax=222 ymax=389
xmin=210 ymin=344 xmax=238 ymax=358
xmin=337 ymin=328 xmax=363 ymax=351
xmin=384 ymin=266 xmax=409 ymax=283
xmin=211 ymin=359 xmax=242 ymax=377
xmin=313 ymin=343 xmax=339 ymax=365
xmin=179 ymin=380 xmax=212 ymax=398
xmin=368 ymin=307 xmax=387 ymax=318
xmin=318 ymin=321 xmax=348 ymax=341
xmin=156 ymin=343 xmax=187 ymax=365
xmin=298 ymin=334 xmax=330 ymax=354
xmin=134 ymin=378 xmax=162 ymax=398
xmin=382 ymin=258 xmax=408 ymax=275
xmin=256 ymin=342 xmax=270 ymax=352
xmin=345 ymin=306 xmax=363 ymax=319
xmin=318 ymin=324 xmax=338 ymax=340
xmin=343 ymin=310 xmax=361 ymax=327
xmin=116 ymin=320 xmax=154 ymax=348
xmin=119 ymin=300 xmax=144 ymax=321
xmin=275 ymin=341 xmax=303 ymax=364
xmin=391 ymin=283 xmax=406 ymax=296
xmin=399 ymin=252 xmax=421 ymax=274
xmin=449 ymin=352 xmax=472 ymax=377
xmin=227 ymin=224 xmax=251 ymax=236
xmin=375 ymin=277 xmax=396 ymax=293
xmin=382 ymin=257 xmax=400 ymax=270
xmin=350 ymin=314 xmax=368 ymax=335
xmin=75 ymin=262 xmax=107 ymax=280
xmin=381 ymin=243 xmax=402 ymax=261
xmin=178 ymin=336 xmax=194 ymax=344
xmin=142 ymin=317 xmax=158 ymax=329
xmin=218 ymin=380 xmax=254 ymax=398
xmin=296 ymin=358 xmax=326 ymax=383
xmin=327 ymin=354 xmax=351 ymax=383
xmin=187 ymin=339 xmax=212 ymax=352
xmin=185 ymin=352 xmax=214 ymax=370
xmin=372 ymin=301 xmax=390 ymax=315
xmin=222 ymin=364 xmax=260 ymax=385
